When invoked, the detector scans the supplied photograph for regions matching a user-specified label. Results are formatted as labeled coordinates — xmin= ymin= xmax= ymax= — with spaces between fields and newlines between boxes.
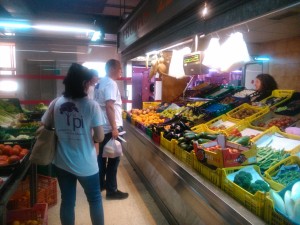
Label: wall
xmin=1 ymin=38 xmax=118 ymax=107
xmin=255 ymin=36 xmax=300 ymax=91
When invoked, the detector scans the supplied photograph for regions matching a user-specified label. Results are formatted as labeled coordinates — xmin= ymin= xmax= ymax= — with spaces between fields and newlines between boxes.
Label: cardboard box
xmin=194 ymin=139 xmax=257 ymax=168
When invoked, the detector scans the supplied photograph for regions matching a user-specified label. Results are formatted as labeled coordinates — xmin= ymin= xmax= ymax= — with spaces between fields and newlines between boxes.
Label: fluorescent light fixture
xmin=32 ymin=24 xmax=94 ymax=33
xmin=0 ymin=21 xmax=31 ymax=29
xmin=4 ymin=32 xmax=15 ymax=36
xmin=220 ymin=32 xmax=250 ymax=71
xmin=169 ymin=47 xmax=191 ymax=78
xmin=203 ymin=37 xmax=221 ymax=69
xmin=254 ymin=56 xmax=270 ymax=61
xmin=146 ymin=50 xmax=159 ymax=56
xmin=91 ymin=31 xmax=102 ymax=41
xmin=0 ymin=80 xmax=18 ymax=92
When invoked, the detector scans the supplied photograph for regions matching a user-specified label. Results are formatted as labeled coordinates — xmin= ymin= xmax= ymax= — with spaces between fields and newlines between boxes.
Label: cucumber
xmin=197 ymin=138 xmax=211 ymax=144
xmin=179 ymin=142 xmax=188 ymax=150
xmin=178 ymin=137 xmax=185 ymax=143
xmin=235 ymin=136 xmax=250 ymax=146
xmin=184 ymin=133 xmax=196 ymax=141
xmin=205 ymin=134 xmax=218 ymax=140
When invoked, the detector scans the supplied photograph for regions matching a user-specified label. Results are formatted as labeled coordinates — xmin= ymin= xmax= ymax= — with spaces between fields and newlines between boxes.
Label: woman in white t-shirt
xmin=43 ymin=63 xmax=105 ymax=225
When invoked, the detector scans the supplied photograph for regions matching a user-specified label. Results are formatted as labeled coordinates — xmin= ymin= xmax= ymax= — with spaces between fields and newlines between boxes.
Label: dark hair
xmin=63 ymin=63 xmax=93 ymax=98
xmin=256 ymin=73 xmax=278 ymax=92
xmin=90 ymin=69 xmax=98 ymax=77
xmin=105 ymin=59 xmax=120 ymax=74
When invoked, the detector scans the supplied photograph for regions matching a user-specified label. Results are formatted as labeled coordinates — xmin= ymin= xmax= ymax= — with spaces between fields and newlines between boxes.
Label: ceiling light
xmin=32 ymin=24 xmax=95 ymax=33
xmin=91 ymin=31 xmax=102 ymax=41
xmin=202 ymin=38 xmax=221 ymax=69
xmin=0 ymin=21 xmax=31 ymax=29
xmin=202 ymin=2 xmax=208 ymax=17
xmin=254 ymin=56 xmax=270 ymax=61
xmin=4 ymin=32 xmax=15 ymax=36
xmin=219 ymin=32 xmax=250 ymax=71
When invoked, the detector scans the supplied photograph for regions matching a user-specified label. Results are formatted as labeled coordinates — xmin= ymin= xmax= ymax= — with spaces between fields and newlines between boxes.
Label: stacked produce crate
xmin=125 ymin=89 xmax=300 ymax=224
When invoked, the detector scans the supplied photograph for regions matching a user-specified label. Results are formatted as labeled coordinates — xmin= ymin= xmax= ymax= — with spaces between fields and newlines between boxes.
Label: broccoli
xmin=233 ymin=171 xmax=253 ymax=189
xmin=248 ymin=180 xmax=270 ymax=194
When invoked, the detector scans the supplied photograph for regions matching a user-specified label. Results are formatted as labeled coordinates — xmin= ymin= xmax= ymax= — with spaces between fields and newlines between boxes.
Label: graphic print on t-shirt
xmin=59 ymin=102 xmax=83 ymax=131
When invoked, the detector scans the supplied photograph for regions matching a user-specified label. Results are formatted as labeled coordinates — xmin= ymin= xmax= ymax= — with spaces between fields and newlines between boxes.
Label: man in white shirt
xmin=94 ymin=59 xmax=128 ymax=200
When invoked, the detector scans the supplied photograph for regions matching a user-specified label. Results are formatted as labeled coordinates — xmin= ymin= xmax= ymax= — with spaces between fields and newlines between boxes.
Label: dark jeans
xmin=54 ymin=165 xmax=104 ymax=225
xmin=97 ymin=127 xmax=123 ymax=193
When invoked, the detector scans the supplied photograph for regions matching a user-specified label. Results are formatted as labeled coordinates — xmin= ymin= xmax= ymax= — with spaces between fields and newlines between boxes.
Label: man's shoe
xmin=106 ymin=190 xmax=129 ymax=200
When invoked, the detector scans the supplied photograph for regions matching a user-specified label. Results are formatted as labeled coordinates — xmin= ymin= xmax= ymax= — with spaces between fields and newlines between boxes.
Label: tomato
xmin=11 ymin=147 xmax=20 ymax=156
xmin=2 ymin=145 xmax=12 ymax=155
xmin=13 ymin=145 xmax=22 ymax=150
xmin=0 ymin=160 xmax=8 ymax=166
xmin=8 ymin=155 xmax=20 ymax=164
xmin=21 ymin=148 xmax=29 ymax=154
xmin=0 ymin=155 xmax=8 ymax=161
xmin=19 ymin=149 xmax=29 ymax=159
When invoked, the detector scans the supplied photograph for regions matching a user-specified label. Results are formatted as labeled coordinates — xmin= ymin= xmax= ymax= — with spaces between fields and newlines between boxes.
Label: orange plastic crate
xmin=37 ymin=175 xmax=58 ymax=207
xmin=7 ymin=175 xmax=57 ymax=210
xmin=6 ymin=203 xmax=48 ymax=225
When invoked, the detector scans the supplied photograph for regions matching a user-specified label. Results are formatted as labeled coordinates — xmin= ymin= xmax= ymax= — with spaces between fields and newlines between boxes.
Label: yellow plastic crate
xmin=142 ymin=102 xmax=161 ymax=109
xmin=191 ymin=124 xmax=204 ymax=132
xmin=252 ymin=126 xmax=300 ymax=155
xmin=260 ymin=89 xmax=294 ymax=108
xmin=264 ymin=196 xmax=294 ymax=225
xmin=225 ymin=120 xmax=264 ymax=140
xmin=122 ymin=111 xmax=127 ymax=119
xmin=249 ymin=111 xmax=296 ymax=132
xmin=264 ymin=156 xmax=300 ymax=191
xmin=192 ymin=152 xmax=221 ymax=187
xmin=226 ymin=103 xmax=269 ymax=122
xmin=160 ymin=132 xmax=177 ymax=154
xmin=219 ymin=165 xmax=267 ymax=218
xmin=174 ymin=144 xmax=194 ymax=167
xmin=204 ymin=114 xmax=239 ymax=134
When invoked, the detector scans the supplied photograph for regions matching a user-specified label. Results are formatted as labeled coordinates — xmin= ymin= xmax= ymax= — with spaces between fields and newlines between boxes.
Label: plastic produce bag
xmin=102 ymin=138 xmax=123 ymax=158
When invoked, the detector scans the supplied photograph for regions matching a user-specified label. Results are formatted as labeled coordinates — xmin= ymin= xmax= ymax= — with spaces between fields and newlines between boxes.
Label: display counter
xmin=122 ymin=121 xmax=265 ymax=225
xmin=0 ymin=155 xmax=37 ymax=224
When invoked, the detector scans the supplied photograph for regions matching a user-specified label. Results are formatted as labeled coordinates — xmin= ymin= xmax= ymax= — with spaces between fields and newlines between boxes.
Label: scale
xmin=183 ymin=51 xmax=209 ymax=75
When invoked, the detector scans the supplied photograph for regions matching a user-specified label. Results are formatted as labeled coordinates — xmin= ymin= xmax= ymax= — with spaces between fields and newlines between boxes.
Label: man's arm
xmin=106 ymin=100 xmax=119 ymax=139
xmin=93 ymin=126 xmax=104 ymax=143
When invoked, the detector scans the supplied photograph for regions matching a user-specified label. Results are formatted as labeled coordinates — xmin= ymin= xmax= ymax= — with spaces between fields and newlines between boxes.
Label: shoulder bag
xmin=29 ymin=98 xmax=59 ymax=165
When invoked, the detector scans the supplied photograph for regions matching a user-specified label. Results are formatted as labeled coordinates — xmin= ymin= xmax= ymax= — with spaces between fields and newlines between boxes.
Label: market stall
xmin=118 ymin=0 xmax=300 ymax=224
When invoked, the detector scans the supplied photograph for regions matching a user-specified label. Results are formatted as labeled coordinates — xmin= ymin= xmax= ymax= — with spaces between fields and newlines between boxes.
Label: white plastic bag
xmin=102 ymin=138 xmax=123 ymax=158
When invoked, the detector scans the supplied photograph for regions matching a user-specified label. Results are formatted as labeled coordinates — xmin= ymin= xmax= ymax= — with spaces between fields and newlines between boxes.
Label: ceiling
xmin=0 ymin=1 xmax=299 ymax=49
xmin=219 ymin=3 xmax=300 ymax=44
xmin=0 ymin=0 xmax=142 ymax=43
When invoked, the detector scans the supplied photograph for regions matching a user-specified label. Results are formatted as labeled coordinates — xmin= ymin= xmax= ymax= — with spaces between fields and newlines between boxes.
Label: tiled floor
xmin=48 ymin=156 xmax=169 ymax=225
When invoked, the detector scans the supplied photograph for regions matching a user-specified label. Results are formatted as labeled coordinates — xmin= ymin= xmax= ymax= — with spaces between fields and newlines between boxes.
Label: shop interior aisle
xmin=48 ymin=156 xmax=169 ymax=225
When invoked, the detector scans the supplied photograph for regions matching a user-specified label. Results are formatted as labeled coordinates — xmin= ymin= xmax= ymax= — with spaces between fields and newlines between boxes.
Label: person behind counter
xmin=251 ymin=73 xmax=278 ymax=102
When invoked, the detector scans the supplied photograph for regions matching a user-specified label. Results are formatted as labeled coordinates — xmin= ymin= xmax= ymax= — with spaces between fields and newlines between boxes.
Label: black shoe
xmin=100 ymin=182 xmax=106 ymax=192
xmin=106 ymin=190 xmax=129 ymax=200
